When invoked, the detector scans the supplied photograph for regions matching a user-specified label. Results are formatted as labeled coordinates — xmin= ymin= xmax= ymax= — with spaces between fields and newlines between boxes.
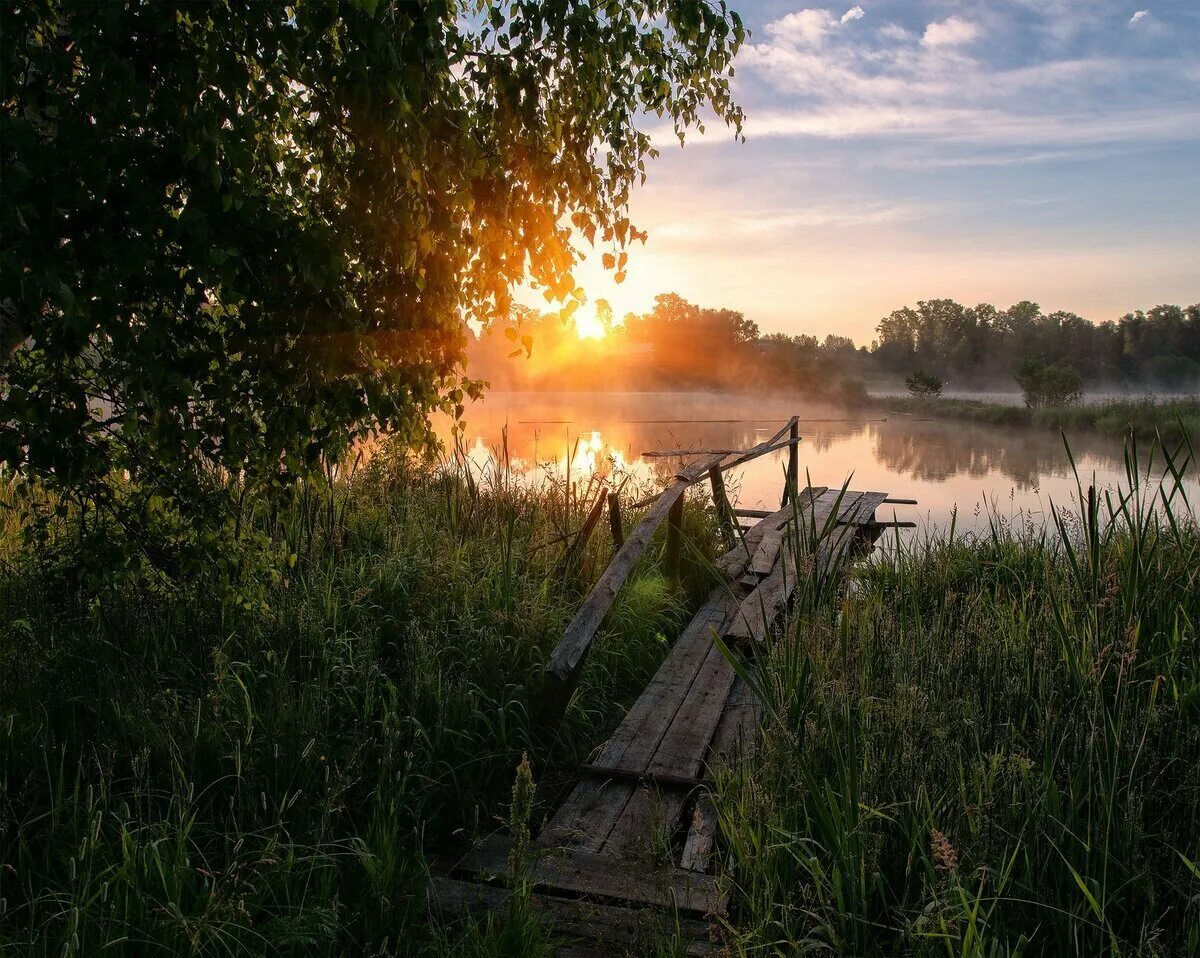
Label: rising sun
xmin=575 ymin=309 xmax=607 ymax=340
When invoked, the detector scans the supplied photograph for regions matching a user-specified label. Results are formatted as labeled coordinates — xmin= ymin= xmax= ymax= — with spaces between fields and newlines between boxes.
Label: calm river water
xmin=442 ymin=392 xmax=1197 ymax=540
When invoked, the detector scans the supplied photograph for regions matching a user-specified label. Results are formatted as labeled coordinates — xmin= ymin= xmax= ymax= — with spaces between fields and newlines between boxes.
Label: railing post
xmin=607 ymin=491 xmax=624 ymax=551
xmin=708 ymin=465 xmax=734 ymax=548
xmin=782 ymin=418 xmax=799 ymax=506
xmin=664 ymin=495 xmax=684 ymax=589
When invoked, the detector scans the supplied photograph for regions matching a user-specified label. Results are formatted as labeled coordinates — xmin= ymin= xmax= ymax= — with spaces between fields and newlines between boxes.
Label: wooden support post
xmin=563 ymin=487 xmax=608 ymax=568
xmin=708 ymin=466 xmax=734 ymax=548
xmin=782 ymin=419 xmax=799 ymax=506
xmin=607 ymin=491 xmax=624 ymax=551
xmin=664 ymin=495 xmax=684 ymax=590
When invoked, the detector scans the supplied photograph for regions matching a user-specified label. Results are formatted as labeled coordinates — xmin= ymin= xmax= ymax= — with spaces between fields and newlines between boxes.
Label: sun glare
xmin=575 ymin=306 xmax=608 ymax=340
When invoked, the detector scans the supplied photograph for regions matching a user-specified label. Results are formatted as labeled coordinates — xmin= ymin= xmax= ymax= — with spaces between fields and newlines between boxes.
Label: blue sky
xmin=570 ymin=1 xmax=1200 ymax=344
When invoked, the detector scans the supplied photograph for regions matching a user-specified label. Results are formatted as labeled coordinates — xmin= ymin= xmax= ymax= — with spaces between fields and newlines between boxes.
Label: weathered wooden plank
xmin=594 ymin=592 xmax=734 ymax=774
xmin=846 ymin=490 xmax=888 ymax=524
xmin=429 ymin=875 xmax=717 ymax=956
xmin=714 ymin=486 xmax=827 ymax=582
xmin=707 ymin=676 xmax=762 ymax=769
xmin=725 ymin=544 xmax=797 ymax=644
xmin=451 ymin=834 xmax=727 ymax=915
xmin=749 ymin=523 xmax=789 ymax=577
xmin=539 ymin=776 xmax=636 ymax=852
xmin=646 ymin=642 xmax=738 ymax=780
xmin=543 ymin=453 xmax=724 ymax=709
xmin=579 ymin=764 xmax=707 ymax=791
xmin=641 ymin=435 xmax=801 ymax=460
xmin=600 ymin=784 xmax=690 ymax=859
xmin=680 ymin=794 xmax=719 ymax=873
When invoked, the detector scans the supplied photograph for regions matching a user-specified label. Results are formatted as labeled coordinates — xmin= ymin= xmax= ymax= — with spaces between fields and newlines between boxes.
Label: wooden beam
xmin=664 ymin=494 xmax=684 ymax=590
xmin=883 ymin=497 xmax=919 ymax=505
xmin=448 ymin=834 xmax=727 ymax=915
xmin=782 ymin=418 xmax=799 ymax=506
xmin=540 ymin=454 xmax=724 ymax=724
xmin=708 ymin=466 xmax=734 ymax=548
xmin=607 ymin=491 xmax=624 ymax=550
xmin=563 ymin=487 xmax=609 ymax=567
xmin=578 ymin=764 xmax=708 ymax=791
xmin=630 ymin=421 xmax=800 ymax=509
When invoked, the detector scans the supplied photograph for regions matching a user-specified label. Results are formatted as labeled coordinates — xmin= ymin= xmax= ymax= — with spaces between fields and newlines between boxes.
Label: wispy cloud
xmin=841 ymin=6 xmax=865 ymax=25
xmin=729 ymin=3 xmax=1200 ymax=153
xmin=1128 ymin=10 xmax=1151 ymax=28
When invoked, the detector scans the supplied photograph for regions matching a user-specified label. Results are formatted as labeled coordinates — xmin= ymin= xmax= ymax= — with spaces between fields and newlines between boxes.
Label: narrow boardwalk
xmin=433 ymin=420 xmax=903 ymax=955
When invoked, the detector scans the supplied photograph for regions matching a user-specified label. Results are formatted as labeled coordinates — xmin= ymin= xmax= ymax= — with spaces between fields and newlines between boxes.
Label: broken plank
xmin=680 ymin=795 xmax=719 ymax=873
xmin=725 ymin=546 xmax=797 ymax=644
xmin=451 ymin=834 xmax=727 ymax=915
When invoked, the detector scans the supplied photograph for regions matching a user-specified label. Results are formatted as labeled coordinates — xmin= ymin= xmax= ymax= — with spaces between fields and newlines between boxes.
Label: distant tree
xmin=1 ymin=0 xmax=745 ymax=585
xmin=905 ymin=371 xmax=945 ymax=399
xmin=1015 ymin=358 xmax=1084 ymax=408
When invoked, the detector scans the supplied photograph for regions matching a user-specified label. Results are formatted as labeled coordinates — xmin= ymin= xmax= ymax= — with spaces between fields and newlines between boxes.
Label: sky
xmin=560 ymin=0 xmax=1200 ymax=346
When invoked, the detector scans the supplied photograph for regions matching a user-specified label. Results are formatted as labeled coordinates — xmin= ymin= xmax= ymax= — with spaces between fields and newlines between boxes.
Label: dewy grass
xmin=3 ymin=430 xmax=1198 ymax=956
xmin=715 ymin=429 xmax=1200 ymax=957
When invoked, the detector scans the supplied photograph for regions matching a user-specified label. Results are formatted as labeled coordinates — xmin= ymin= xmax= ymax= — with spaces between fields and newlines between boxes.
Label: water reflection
xmin=442 ymin=392 xmax=1197 ymax=538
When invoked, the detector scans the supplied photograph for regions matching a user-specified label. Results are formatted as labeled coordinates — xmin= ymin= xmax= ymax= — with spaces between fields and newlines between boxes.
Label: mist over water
xmin=444 ymin=391 xmax=1199 ymax=540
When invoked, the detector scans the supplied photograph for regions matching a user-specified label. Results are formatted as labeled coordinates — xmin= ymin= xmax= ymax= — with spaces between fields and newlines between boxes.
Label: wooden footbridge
xmin=432 ymin=418 xmax=914 ymax=955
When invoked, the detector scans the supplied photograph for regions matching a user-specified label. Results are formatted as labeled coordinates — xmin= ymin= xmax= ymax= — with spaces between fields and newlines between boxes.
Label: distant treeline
xmin=468 ymin=294 xmax=1200 ymax=394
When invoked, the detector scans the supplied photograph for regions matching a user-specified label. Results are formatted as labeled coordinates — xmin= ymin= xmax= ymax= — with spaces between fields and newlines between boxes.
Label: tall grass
xmin=717 ymin=430 xmax=1200 ymax=955
xmin=0 ymin=444 xmax=717 ymax=956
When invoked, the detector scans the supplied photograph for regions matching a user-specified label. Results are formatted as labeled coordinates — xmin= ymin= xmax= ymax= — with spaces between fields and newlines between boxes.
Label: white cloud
xmin=765 ymin=9 xmax=837 ymax=47
xmin=922 ymin=16 xmax=980 ymax=47
xmin=1128 ymin=10 xmax=1150 ymax=28
xmin=841 ymin=6 xmax=866 ymax=25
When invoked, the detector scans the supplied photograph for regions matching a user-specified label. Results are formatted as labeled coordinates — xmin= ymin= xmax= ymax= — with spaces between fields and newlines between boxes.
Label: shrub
xmin=904 ymin=370 xmax=945 ymax=399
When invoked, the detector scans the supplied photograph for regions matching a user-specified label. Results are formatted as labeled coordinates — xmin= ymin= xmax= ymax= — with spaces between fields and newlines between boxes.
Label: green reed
xmin=716 ymin=428 xmax=1200 ymax=956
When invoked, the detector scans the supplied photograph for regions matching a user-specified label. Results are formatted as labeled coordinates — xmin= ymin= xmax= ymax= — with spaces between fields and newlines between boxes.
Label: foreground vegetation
xmin=722 ymin=438 xmax=1200 ymax=955
xmin=2 ymin=432 xmax=1198 ymax=955
xmin=0 ymin=450 xmax=718 ymax=955
xmin=880 ymin=395 xmax=1200 ymax=443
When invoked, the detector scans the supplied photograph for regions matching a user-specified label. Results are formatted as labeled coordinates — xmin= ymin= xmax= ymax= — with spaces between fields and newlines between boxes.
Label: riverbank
xmin=1 ymin=440 xmax=1197 ymax=955
xmin=878 ymin=394 xmax=1200 ymax=443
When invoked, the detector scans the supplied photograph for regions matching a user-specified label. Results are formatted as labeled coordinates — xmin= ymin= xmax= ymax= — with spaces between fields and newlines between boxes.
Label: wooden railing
xmin=538 ymin=417 xmax=801 ymax=725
